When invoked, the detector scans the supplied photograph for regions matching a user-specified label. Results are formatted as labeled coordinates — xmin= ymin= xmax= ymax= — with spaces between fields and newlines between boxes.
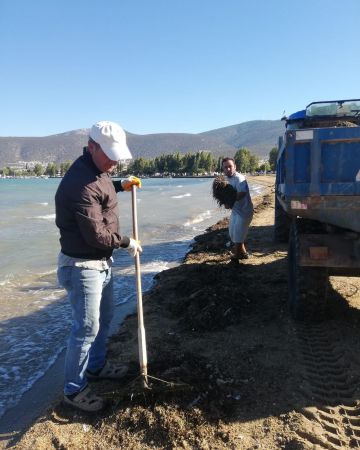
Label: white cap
xmin=89 ymin=121 xmax=132 ymax=161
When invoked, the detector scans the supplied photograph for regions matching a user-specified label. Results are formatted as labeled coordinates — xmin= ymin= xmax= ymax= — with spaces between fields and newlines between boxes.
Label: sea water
xmin=0 ymin=176 xmax=264 ymax=418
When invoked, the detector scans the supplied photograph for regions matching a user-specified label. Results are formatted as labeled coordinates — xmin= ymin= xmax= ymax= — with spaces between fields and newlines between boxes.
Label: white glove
xmin=126 ymin=238 xmax=143 ymax=257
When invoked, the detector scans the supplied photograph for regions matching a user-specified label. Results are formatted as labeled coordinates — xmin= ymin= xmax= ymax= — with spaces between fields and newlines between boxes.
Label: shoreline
xmin=0 ymin=173 xmax=275 ymax=180
xmin=0 ymin=175 xmax=275 ymax=449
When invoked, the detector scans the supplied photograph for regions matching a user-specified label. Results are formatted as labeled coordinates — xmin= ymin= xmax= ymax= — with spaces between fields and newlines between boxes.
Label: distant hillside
xmin=0 ymin=120 xmax=284 ymax=167
xmin=200 ymin=120 xmax=284 ymax=154
xmin=126 ymin=132 xmax=237 ymax=160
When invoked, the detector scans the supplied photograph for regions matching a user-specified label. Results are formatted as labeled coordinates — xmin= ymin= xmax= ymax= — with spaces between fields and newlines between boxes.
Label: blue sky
xmin=1 ymin=0 xmax=359 ymax=137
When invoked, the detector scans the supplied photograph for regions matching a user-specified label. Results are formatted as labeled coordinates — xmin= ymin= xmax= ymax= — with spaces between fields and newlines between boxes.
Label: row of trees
xmin=125 ymin=147 xmax=278 ymax=176
xmin=0 ymin=147 xmax=279 ymax=178
xmin=125 ymin=151 xmax=218 ymax=176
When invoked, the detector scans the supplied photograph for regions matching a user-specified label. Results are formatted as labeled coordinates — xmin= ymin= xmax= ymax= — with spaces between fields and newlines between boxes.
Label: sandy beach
xmin=4 ymin=175 xmax=360 ymax=450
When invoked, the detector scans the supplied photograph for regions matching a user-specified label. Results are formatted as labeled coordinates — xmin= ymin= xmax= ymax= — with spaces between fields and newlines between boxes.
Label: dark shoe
xmin=86 ymin=360 xmax=128 ymax=380
xmin=230 ymin=256 xmax=240 ymax=264
xmin=63 ymin=386 xmax=104 ymax=412
xmin=238 ymin=252 xmax=249 ymax=260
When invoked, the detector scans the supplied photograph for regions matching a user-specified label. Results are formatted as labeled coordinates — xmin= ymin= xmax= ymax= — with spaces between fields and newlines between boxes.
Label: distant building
xmin=7 ymin=161 xmax=47 ymax=170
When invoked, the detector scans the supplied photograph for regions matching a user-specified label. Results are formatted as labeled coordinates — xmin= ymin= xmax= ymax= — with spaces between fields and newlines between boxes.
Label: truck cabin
xmin=283 ymin=99 xmax=360 ymax=130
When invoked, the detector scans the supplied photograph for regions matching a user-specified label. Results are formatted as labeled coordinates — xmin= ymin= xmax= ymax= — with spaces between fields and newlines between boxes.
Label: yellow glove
xmin=121 ymin=176 xmax=142 ymax=191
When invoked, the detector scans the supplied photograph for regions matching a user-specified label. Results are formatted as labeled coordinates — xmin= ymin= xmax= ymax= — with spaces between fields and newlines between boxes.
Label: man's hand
xmin=126 ymin=238 xmax=143 ymax=257
xmin=121 ymin=176 xmax=142 ymax=191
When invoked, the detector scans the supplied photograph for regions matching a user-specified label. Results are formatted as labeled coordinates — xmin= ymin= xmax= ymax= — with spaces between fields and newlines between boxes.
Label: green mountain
xmin=0 ymin=120 xmax=284 ymax=167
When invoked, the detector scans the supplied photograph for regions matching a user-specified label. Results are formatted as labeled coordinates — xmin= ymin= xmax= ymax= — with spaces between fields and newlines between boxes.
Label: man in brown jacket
xmin=55 ymin=121 xmax=142 ymax=412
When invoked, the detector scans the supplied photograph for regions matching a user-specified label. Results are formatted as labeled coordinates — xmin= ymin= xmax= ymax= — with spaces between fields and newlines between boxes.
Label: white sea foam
xmin=38 ymin=290 xmax=65 ymax=301
xmin=32 ymin=214 xmax=56 ymax=220
xmin=114 ymin=258 xmax=170 ymax=277
xmin=184 ymin=210 xmax=212 ymax=227
xmin=0 ymin=277 xmax=12 ymax=286
xmin=37 ymin=202 xmax=49 ymax=206
xmin=171 ymin=193 xmax=191 ymax=199
xmin=138 ymin=260 xmax=169 ymax=274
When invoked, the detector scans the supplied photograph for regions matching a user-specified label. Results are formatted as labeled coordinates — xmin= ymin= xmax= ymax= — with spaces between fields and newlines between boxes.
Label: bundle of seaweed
xmin=212 ymin=175 xmax=237 ymax=209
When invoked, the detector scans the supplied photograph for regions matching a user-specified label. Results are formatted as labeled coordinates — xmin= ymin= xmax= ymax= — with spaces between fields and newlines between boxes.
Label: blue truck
xmin=274 ymin=99 xmax=360 ymax=320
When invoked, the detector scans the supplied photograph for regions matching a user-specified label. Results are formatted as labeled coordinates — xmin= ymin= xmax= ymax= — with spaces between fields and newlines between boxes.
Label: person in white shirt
xmin=222 ymin=157 xmax=254 ymax=261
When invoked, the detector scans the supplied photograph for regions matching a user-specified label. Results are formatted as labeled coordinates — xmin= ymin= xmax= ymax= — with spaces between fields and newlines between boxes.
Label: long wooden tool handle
xmin=131 ymin=185 xmax=148 ymax=387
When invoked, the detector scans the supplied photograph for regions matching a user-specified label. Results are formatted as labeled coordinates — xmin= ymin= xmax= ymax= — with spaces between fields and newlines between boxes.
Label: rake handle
xmin=131 ymin=185 xmax=148 ymax=387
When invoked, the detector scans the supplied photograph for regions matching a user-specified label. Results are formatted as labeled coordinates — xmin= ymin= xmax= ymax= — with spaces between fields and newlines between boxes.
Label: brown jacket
xmin=55 ymin=152 xmax=130 ymax=259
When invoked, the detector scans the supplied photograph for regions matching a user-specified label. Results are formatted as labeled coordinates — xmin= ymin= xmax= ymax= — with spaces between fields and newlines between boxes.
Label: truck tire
xmin=288 ymin=218 xmax=329 ymax=321
xmin=274 ymin=195 xmax=291 ymax=243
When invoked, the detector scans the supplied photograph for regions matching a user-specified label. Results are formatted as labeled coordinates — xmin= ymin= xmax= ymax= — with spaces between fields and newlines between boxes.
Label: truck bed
xmin=277 ymin=126 xmax=360 ymax=232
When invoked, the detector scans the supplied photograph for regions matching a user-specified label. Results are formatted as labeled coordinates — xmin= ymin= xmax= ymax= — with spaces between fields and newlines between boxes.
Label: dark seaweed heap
xmin=212 ymin=175 xmax=237 ymax=209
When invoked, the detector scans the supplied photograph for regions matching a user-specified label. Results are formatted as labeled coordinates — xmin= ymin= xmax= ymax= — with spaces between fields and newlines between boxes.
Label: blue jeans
xmin=58 ymin=266 xmax=114 ymax=395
